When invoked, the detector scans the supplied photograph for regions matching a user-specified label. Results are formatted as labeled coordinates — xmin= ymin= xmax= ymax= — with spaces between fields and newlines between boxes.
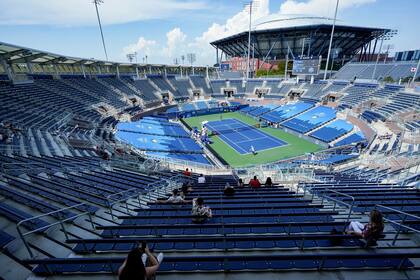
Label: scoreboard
xmin=292 ymin=57 xmax=320 ymax=75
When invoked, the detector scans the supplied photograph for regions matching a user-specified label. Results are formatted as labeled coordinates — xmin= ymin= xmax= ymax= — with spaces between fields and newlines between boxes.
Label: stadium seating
xmin=310 ymin=119 xmax=354 ymax=142
xmin=260 ymin=102 xmax=314 ymax=123
xmin=334 ymin=62 xmax=420 ymax=81
xmin=149 ymin=75 xmax=181 ymax=98
xmin=190 ymin=75 xmax=212 ymax=95
xmin=167 ymin=76 xmax=192 ymax=98
xmin=333 ymin=131 xmax=366 ymax=146
xmin=282 ymin=106 xmax=336 ymax=133
xmin=210 ymin=80 xmax=227 ymax=95
xmin=122 ymin=77 xmax=161 ymax=103
xmin=340 ymin=83 xmax=378 ymax=108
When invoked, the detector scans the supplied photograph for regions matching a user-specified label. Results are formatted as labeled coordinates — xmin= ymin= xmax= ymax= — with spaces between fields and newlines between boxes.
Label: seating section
xmin=374 ymin=92 xmax=420 ymax=117
xmin=117 ymin=128 xmax=202 ymax=153
xmin=117 ymin=118 xmax=190 ymax=138
xmin=229 ymin=80 xmax=245 ymax=94
xmin=405 ymin=120 xmax=420 ymax=132
xmin=210 ymin=80 xmax=227 ymax=95
xmin=190 ymin=75 xmax=212 ymax=95
xmin=334 ymin=62 xmax=420 ymax=80
xmin=282 ymin=106 xmax=336 ymax=133
xmin=149 ymin=75 xmax=180 ymax=97
xmin=167 ymin=77 xmax=192 ymax=98
xmin=245 ymin=79 xmax=263 ymax=93
xmin=13 ymin=171 xmax=418 ymax=277
xmin=302 ymin=81 xmax=328 ymax=99
xmin=260 ymin=102 xmax=314 ymax=123
xmin=340 ymin=83 xmax=378 ymax=108
xmin=123 ymin=78 xmax=161 ymax=103
xmin=310 ymin=119 xmax=353 ymax=143
xmin=334 ymin=131 xmax=366 ymax=147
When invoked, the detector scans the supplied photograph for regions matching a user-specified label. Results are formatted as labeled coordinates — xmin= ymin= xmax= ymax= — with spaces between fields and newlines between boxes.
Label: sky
xmin=0 ymin=0 xmax=419 ymax=66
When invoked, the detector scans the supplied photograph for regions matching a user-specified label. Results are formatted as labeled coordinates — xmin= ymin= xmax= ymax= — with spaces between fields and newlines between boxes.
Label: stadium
xmin=0 ymin=1 xmax=419 ymax=280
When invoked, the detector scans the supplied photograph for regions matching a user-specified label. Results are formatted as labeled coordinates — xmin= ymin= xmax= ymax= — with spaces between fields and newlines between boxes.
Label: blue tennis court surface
xmin=205 ymin=119 xmax=287 ymax=154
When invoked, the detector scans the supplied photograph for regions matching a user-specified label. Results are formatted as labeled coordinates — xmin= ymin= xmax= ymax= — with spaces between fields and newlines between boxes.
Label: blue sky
xmin=0 ymin=0 xmax=418 ymax=65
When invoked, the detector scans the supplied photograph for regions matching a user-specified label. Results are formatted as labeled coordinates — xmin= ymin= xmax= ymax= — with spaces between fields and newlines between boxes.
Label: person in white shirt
xmin=191 ymin=197 xmax=212 ymax=223
xmin=197 ymin=174 xmax=206 ymax=184
xmin=159 ymin=189 xmax=189 ymax=204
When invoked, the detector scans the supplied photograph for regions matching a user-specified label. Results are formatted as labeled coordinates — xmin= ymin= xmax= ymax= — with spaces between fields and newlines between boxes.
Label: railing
xmin=375 ymin=204 xmax=420 ymax=246
xmin=16 ymin=203 xmax=95 ymax=258
xmin=105 ymin=174 xmax=184 ymax=219
xmin=302 ymin=185 xmax=355 ymax=228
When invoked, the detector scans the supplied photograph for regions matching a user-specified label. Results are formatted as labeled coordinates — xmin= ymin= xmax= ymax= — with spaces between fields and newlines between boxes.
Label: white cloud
xmin=0 ymin=0 xmax=207 ymax=26
xmin=279 ymin=0 xmax=376 ymax=17
xmin=121 ymin=0 xmax=377 ymax=65
xmin=123 ymin=37 xmax=157 ymax=58
xmin=163 ymin=28 xmax=187 ymax=58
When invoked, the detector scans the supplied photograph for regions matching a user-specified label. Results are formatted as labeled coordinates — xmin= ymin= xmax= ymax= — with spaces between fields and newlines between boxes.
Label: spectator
xmin=346 ymin=209 xmax=384 ymax=245
xmin=248 ymin=176 xmax=261 ymax=188
xmin=183 ymin=168 xmax=191 ymax=177
xmin=118 ymin=246 xmax=163 ymax=280
xmin=191 ymin=197 xmax=212 ymax=223
xmin=181 ymin=181 xmax=193 ymax=197
xmin=237 ymin=178 xmax=244 ymax=188
xmin=224 ymin=183 xmax=235 ymax=196
xmin=264 ymin=177 xmax=273 ymax=187
xmin=197 ymin=174 xmax=206 ymax=184
xmin=159 ymin=189 xmax=188 ymax=204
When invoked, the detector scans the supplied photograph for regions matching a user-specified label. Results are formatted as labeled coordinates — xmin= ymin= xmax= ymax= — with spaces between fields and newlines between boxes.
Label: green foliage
xmin=383 ymin=76 xmax=394 ymax=83
xmin=401 ymin=76 xmax=412 ymax=83
xmin=255 ymin=61 xmax=292 ymax=77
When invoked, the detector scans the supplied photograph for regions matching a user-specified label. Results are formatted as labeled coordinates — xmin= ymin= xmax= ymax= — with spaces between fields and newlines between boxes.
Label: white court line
xmin=207 ymin=118 xmax=288 ymax=154
xmin=206 ymin=122 xmax=248 ymax=154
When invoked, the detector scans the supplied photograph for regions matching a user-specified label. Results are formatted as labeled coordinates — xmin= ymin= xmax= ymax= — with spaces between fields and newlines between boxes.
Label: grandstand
xmin=0 ymin=14 xmax=419 ymax=280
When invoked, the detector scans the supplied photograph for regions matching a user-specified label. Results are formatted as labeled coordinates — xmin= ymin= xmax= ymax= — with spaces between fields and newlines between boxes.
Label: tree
xmin=401 ymin=76 xmax=412 ymax=83
xmin=383 ymin=76 xmax=394 ymax=83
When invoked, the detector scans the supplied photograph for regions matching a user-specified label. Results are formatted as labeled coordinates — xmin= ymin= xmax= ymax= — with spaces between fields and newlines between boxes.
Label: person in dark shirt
xmin=264 ymin=177 xmax=273 ymax=187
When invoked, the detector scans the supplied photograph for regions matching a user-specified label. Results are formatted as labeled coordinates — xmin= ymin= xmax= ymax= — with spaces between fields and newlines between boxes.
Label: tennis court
xmin=205 ymin=119 xmax=287 ymax=154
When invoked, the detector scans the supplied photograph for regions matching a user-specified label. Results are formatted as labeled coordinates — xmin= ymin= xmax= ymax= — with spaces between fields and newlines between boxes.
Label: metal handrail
xmin=305 ymin=186 xmax=355 ymax=226
xmin=105 ymin=174 xmax=184 ymax=219
xmin=16 ymin=202 xmax=95 ymax=258
xmin=375 ymin=204 xmax=420 ymax=245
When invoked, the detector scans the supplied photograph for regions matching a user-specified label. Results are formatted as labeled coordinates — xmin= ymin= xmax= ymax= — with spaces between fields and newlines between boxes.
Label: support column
xmin=54 ymin=64 xmax=59 ymax=76
xmin=96 ymin=65 xmax=102 ymax=75
xmin=116 ymin=65 xmax=120 ymax=78
xmin=0 ymin=58 xmax=13 ymax=80
xmin=135 ymin=66 xmax=139 ymax=79
xmin=81 ymin=64 xmax=86 ymax=78
xmin=26 ymin=61 xmax=34 ymax=74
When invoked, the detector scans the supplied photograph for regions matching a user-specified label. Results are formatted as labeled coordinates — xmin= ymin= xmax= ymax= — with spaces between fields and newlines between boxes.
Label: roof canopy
xmin=211 ymin=22 xmax=391 ymax=61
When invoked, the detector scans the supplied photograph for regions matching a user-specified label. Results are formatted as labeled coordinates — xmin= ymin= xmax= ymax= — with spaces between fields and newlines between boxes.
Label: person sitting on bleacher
xmin=191 ymin=197 xmax=212 ymax=223
xmin=223 ymin=183 xmax=235 ymax=196
xmin=197 ymin=174 xmax=206 ymax=185
xmin=264 ymin=177 xmax=273 ymax=187
xmin=346 ymin=209 xmax=384 ymax=245
xmin=237 ymin=178 xmax=244 ymax=188
xmin=248 ymin=176 xmax=261 ymax=188
xmin=183 ymin=168 xmax=191 ymax=177
xmin=181 ymin=181 xmax=193 ymax=197
xmin=163 ymin=189 xmax=189 ymax=204
xmin=118 ymin=245 xmax=163 ymax=280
